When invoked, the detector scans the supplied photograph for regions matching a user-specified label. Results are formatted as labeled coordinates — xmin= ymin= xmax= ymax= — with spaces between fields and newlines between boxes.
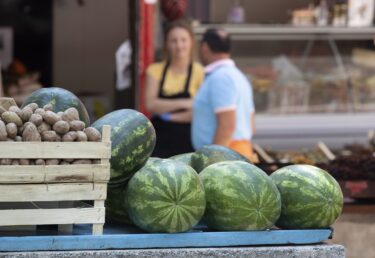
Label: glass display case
xmin=194 ymin=25 xmax=375 ymax=149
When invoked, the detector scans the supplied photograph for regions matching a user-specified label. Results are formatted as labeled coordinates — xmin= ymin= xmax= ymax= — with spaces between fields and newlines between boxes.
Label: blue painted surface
xmin=0 ymin=226 xmax=332 ymax=252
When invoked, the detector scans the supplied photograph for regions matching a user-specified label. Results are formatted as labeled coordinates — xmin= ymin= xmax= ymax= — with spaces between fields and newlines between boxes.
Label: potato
xmin=19 ymin=159 xmax=30 ymax=165
xmin=34 ymin=108 xmax=46 ymax=117
xmin=46 ymin=159 xmax=59 ymax=165
xmin=56 ymin=134 xmax=62 ymax=142
xmin=53 ymin=121 xmax=70 ymax=134
xmin=62 ymin=107 xmax=79 ymax=122
xmin=9 ymin=106 xmax=22 ymax=117
xmin=64 ymin=159 xmax=74 ymax=163
xmin=0 ymin=120 xmax=7 ymax=141
xmin=29 ymin=114 xmax=43 ymax=126
xmin=15 ymin=136 xmax=22 ymax=142
xmin=69 ymin=120 xmax=85 ymax=131
xmin=38 ymin=122 xmax=51 ymax=134
xmin=11 ymin=160 xmax=20 ymax=165
xmin=92 ymin=160 xmax=101 ymax=164
xmin=43 ymin=111 xmax=60 ymax=125
xmin=84 ymin=127 xmax=101 ymax=142
xmin=20 ymin=107 xmax=33 ymax=122
xmin=41 ymin=131 xmax=57 ymax=142
xmin=6 ymin=123 xmax=17 ymax=139
xmin=1 ymin=111 xmax=23 ymax=127
xmin=22 ymin=123 xmax=41 ymax=142
xmin=7 ymin=138 xmax=14 ymax=141
xmin=43 ymin=104 xmax=54 ymax=111
xmin=35 ymin=159 xmax=45 ymax=166
xmin=24 ymin=103 xmax=39 ymax=112
xmin=57 ymin=111 xmax=64 ymax=119
xmin=60 ymin=160 xmax=70 ymax=165
xmin=0 ymin=159 xmax=12 ymax=165
xmin=62 ymin=131 xmax=77 ymax=142
xmin=76 ymin=131 xmax=88 ymax=142
xmin=72 ymin=159 xmax=92 ymax=165
xmin=19 ymin=122 xmax=32 ymax=135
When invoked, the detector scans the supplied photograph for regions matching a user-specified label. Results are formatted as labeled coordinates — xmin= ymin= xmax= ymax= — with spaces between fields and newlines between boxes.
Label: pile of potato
xmin=0 ymin=103 xmax=102 ymax=166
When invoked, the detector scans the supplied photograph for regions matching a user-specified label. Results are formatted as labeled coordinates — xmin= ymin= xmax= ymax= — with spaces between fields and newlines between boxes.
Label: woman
xmin=146 ymin=19 xmax=204 ymax=158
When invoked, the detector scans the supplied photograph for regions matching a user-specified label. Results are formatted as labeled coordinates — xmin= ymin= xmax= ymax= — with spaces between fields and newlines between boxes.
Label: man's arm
xmin=213 ymin=110 xmax=236 ymax=147
xmin=251 ymin=112 xmax=256 ymax=136
xmin=145 ymin=74 xmax=192 ymax=115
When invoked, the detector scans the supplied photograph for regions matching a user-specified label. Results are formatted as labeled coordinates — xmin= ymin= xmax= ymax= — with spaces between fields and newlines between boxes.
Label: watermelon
xmin=169 ymin=152 xmax=194 ymax=167
xmin=126 ymin=159 xmax=206 ymax=233
xmin=106 ymin=184 xmax=132 ymax=225
xmin=271 ymin=165 xmax=343 ymax=229
xmin=200 ymin=161 xmax=281 ymax=231
xmin=92 ymin=109 xmax=156 ymax=185
xmin=191 ymin=145 xmax=250 ymax=173
xmin=21 ymin=87 xmax=90 ymax=126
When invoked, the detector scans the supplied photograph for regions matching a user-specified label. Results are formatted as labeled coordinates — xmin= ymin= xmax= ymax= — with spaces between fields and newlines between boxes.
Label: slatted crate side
xmin=0 ymin=208 xmax=105 ymax=226
xmin=0 ymin=142 xmax=111 ymax=159
xmin=0 ymin=183 xmax=107 ymax=202
xmin=0 ymin=164 xmax=110 ymax=184
xmin=0 ymin=125 xmax=111 ymax=159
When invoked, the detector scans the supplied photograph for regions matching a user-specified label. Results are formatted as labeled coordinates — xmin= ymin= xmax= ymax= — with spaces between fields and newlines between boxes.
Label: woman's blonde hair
xmin=163 ymin=18 xmax=196 ymax=61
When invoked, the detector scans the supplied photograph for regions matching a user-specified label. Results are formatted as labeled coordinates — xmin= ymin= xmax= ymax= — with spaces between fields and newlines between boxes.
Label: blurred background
xmin=1 ymin=1 xmax=375 ymax=257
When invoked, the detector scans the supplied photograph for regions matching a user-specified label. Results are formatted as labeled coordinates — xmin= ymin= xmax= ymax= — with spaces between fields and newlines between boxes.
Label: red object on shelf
xmin=139 ymin=0 xmax=155 ymax=117
xmin=161 ymin=0 xmax=187 ymax=21
xmin=345 ymin=181 xmax=368 ymax=195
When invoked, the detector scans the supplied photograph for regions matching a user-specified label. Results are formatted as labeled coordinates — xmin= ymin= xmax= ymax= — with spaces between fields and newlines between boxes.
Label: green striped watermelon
xmin=271 ymin=165 xmax=343 ymax=229
xmin=21 ymin=87 xmax=90 ymax=126
xmin=191 ymin=145 xmax=250 ymax=173
xmin=126 ymin=159 xmax=206 ymax=233
xmin=106 ymin=184 xmax=132 ymax=225
xmin=200 ymin=161 xmax=281 ymax=231
xmin=106 ymin=157 xmax=163 ymax=224
xmin=169 ymin=152 xmax=194 ymax=167
xmin=92 ymin=109 xmax=156 ymax=185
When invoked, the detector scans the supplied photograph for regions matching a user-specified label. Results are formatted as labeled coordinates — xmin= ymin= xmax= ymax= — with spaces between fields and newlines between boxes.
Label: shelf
xmin=193 ymin=24 xmax=375 ymax=40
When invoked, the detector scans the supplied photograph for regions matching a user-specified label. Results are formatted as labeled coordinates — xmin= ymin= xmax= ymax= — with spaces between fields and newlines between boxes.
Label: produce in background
xmin=191 ymin=145 xmax=250 ymax=173
xmin=317 ymin=143 xmax=375 ymax=180
xmin=169 ymin=152 xmax=194 ymax=167
xmin=21 ymin=87 xmax=90 ymax=126
xmin=0 ymin=102 xmax=101 ymax=165
xmin=126 ymin=159 xmax=206 ymax=233
xmin=271 ymin=165 xmax=343 ymax=229
xmin=200 ymin=161 xmax=281 ymax=231
xmin=92 ymin=109 xmax=156 ymax=185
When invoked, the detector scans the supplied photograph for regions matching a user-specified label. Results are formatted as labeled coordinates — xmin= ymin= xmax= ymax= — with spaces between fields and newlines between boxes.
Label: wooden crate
xmin=0 ymin=125 xmax=111 ymax=235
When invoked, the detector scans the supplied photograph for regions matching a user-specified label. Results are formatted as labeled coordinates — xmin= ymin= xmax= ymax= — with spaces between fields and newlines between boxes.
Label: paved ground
xmin=0 ymin=244 xmax=345 ymax=258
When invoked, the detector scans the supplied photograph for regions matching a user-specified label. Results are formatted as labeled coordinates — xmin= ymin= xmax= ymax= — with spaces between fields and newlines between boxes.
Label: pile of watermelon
xmin=25 ymin=87 xmax=343 ymax=233
xmin=106 ymin=142 xmax=344 ymax=233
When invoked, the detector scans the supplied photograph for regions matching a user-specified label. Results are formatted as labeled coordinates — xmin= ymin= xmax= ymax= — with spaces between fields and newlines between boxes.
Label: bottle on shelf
xmin=227 ymin=0 xmax=245 ymax=24
xmin=332 ymin=0 xmax=348 ymax=27
xmin=315 ymin=0 xmax=329 ymax=26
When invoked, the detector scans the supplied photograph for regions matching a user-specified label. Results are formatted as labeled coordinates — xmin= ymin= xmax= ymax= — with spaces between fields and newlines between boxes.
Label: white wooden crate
xmin=0 ymin=125 xmax=111 ymax=235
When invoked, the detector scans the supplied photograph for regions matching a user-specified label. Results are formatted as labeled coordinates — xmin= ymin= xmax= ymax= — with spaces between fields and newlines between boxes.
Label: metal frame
xmin=193 ymin=25 xmax=375 ymax=41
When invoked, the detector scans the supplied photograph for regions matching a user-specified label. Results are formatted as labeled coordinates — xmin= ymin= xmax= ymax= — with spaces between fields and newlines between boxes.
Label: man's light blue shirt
xmin=192 ymin=59 xmax=255 ymax=150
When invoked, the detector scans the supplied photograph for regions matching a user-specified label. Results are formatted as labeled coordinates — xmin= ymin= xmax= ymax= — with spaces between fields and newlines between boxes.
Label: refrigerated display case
xmin=194 ymin=24 xmax=375 ymax=149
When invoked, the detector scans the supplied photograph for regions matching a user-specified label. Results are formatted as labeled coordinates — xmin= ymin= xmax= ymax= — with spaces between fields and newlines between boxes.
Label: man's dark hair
xmin=201 ymin=28 xmax=231 ymax=53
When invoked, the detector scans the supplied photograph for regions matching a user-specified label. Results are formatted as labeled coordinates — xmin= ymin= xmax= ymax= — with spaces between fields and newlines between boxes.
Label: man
xmin=192 ymin=28 xmax=256 ymax=161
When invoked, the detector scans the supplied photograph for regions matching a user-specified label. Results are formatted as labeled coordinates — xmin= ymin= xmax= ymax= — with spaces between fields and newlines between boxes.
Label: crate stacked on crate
xmin=0 ymin=125 xmax=111 ymax=235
